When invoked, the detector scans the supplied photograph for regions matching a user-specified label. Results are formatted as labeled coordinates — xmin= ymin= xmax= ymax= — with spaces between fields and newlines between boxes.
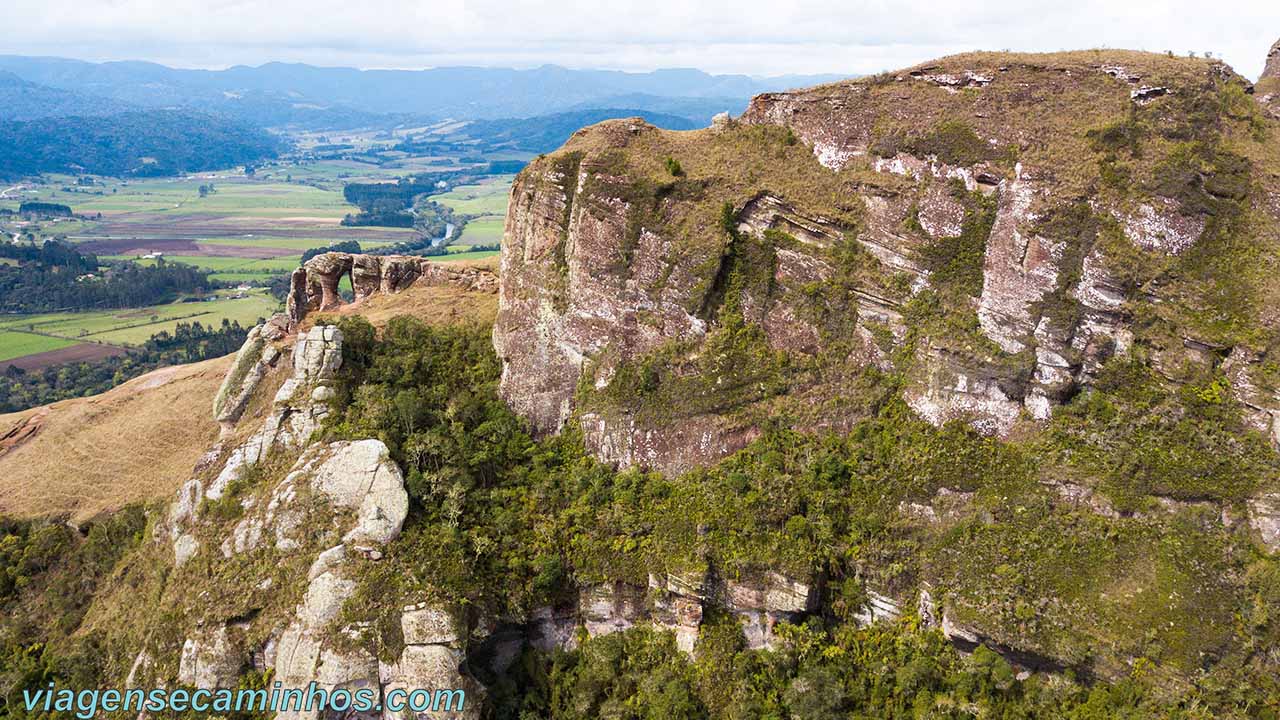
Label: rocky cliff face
xmin=121 ymin=316 xmax=831 ymax=716
xmin=1265 ymin=38 xmax=1280 ymax=81
xmin=495 ymin=49 xmax=1280 ymax=476
xmin=1261 ymin=37 xmax=1280 ymax=118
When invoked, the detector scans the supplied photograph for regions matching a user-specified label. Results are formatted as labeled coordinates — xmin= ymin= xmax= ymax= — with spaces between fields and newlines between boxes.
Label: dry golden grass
xmin=0 ymin=279 xmax=500 ymax=522
xmin=0 ymin=356 xmax=232 ymax=522
xmin=310 ymin=268 xmax=499 ymax=329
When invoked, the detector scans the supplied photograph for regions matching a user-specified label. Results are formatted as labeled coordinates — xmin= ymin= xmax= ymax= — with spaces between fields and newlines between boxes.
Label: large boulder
xmin=308 ymin=440 xmax=410 ymax=548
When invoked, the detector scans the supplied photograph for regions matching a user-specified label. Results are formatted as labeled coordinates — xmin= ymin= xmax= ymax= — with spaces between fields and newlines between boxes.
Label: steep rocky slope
xmin=483 ymin=46 xmax=1280 ymax=692
xmin=495 ymin=49 xmax=1280 ymax=476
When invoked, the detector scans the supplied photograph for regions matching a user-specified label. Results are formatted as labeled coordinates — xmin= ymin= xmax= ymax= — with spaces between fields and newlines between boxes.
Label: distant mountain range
xmin=0 ymin=56 xmax=844 ymax=127
xmin=0 ymin=71 xmax=135 ymax=121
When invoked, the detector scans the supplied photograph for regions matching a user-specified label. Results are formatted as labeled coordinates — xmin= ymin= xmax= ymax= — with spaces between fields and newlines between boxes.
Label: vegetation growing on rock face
xmin=321 ymin=318 xmax=1280 ymax=713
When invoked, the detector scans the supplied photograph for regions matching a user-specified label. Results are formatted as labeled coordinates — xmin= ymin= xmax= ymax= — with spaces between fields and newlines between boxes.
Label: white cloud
xmin=3 ymin=0 xmax=1277 ymax=79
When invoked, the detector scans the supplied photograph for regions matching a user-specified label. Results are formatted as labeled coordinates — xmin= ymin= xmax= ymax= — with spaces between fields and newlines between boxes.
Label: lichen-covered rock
xmin=381 ymin=645 xmax=478 ymax=720
xmin=274 ymin=567 xmax=375 ymax=720
xmin=178 ymin=625 xmax=245 ymax=689
xmin=306 ymin=440 xmax=409 ymax=547
xmin=401 ymin=604 xmax=460 ymax=646
xmin=212 ymin=325 xmax=280 ymax=429
xmin=1249 ymin=493 xmax=1280 ymax=553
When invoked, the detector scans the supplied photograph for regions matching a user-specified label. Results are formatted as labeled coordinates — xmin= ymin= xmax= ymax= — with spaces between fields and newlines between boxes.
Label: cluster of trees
xmin=0 ymin=111 xmax=281 ymax=179
xmin=0 ymin=242 xmax=213 ymax=313
xmin=0 ymin=507 xmax=149 ymax=718
xmin=340 ymin=174 xmax=460 ymax=228
xmin=0 ymin=319 xmax=252 ymax=412
xmin=16 ymin=202 xmax=72 ymax=217
xmin=0 ymin=239 xmax=96 ymax=271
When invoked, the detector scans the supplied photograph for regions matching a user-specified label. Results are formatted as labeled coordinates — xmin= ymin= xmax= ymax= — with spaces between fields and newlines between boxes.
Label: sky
xmin=4 ymin=0 xmax=1278 ymax=79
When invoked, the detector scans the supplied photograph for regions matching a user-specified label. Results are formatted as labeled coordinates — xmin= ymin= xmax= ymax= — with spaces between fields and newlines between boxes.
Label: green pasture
xmin=454 ymin=217 xmax=504 ymax=246
xmin=0 ymin=331 xmax=77 ymax=363
xmin=101 ymin=254 xmax=301 ymax=274
xmin=0 ymin=291 xmax=280 ymax=346
xmin=429 ymin=176 xmax=513 ymax=216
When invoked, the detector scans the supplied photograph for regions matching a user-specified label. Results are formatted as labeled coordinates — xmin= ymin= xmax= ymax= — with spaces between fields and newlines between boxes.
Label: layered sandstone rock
xmin=493 ymin=52 xmax=1277 ymax=477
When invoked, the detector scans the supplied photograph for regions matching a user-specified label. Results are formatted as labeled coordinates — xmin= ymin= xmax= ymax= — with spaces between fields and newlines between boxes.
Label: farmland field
xmin=454 ymin=217 xmax=505 ymax=246
xmin=0 ymin=331 xmax=77 ymax=363
xmin=428 ymin=176 xmax=513 ymax=216
xmin=430 ymin=249 xmax=500 ymax=263
xmin=1 ymin=157 xmax=510 ymax=370
xmin=0 ymin=291 xmax=280 ymax=346
xmin=197 ymin=236 xmax=397 ymax=251
xmin=3 ymin=172 xmax=415 ymax=262
xmin=101 ymin=254 xmax=303 ymax=274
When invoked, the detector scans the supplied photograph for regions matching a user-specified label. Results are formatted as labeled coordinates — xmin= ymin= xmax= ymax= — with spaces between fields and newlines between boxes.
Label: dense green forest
xmin=339 ymin=174 xmax=463 ymax=228
xmin=0 ymin=111 xmax=281 ymax=179
xmin=0 ymin=319 xmax=252 ymax=412
xmin=0 ymin=242 xmax=213 ymax=313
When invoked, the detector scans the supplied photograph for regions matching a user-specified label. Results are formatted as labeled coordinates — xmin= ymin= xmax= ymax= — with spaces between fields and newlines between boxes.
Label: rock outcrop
xmin=211 ymin=325 xmax=282 ymax=432
xmin=1264 ymin=37 xmax=1280 ymax=81
xmin=495 ymin=52 xmax=1274 ymax=475
xmin=151 ymin=322 xmax=480 ymax=717
xmin=523 ymin=569 xmax=847 ymax=656
xmin=168 ymin=325 xmax=341 ymax=561
xmin=286 ymin=252 xmax=498 ymax=327
xmin=1260 ymin=38 xmax=1280 ymax=118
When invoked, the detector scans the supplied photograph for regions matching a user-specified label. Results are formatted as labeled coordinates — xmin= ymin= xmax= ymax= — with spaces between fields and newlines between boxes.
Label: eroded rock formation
xmin=211 ymin=325 xmax=282 ymax=432
xmin=286 ymin=252 xmax=498 ymax=327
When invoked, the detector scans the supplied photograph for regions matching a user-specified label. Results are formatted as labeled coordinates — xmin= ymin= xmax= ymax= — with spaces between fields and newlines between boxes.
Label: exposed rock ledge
xmin=286 ymin=252 xmax=498 ymax=327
